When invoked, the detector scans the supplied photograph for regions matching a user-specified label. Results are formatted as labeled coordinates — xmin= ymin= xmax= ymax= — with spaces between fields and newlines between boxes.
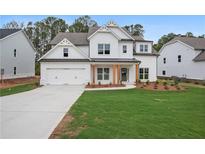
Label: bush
xmin=156 ymin=80 xmax=159 ymax=85
xmin=194 ymin=81 xmax=199 ymax=85
xmin=146 ymin=80 xmax=150 ymax=85
xmin=164 ymin=85 xmax=169 ymax=90
xmin=163 ymin=81 xmax=167 ymax=86
xmin=87 ymin=82 xmax=90 ymax=86
xmin=98 ymin=81 xmax=101 ymax=85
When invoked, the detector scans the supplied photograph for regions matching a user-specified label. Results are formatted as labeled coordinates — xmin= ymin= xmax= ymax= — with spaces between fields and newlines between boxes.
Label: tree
xmin=198 ymin=34 xmax=205 ymax=38
xmin=153 ymin=33 xmax=176 ymax=51
xmin=186 ymin=32 xmax=194 ymax=37
xmin=69 ymin=15 xmax=97 ymax=32
xmin=3 ymin=20 xmax=24 ymax=29
xmin=123 ymin=24 xmax=144 ymax=37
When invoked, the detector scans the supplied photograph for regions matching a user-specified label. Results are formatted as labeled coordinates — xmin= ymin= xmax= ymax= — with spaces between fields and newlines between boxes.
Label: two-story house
xmin=0 ymin=29 xmax=36 ymax=80
xmin=158 ymin=36 xmax=205 ymax=80
xmin=39 ymin=22 xmax=158 ymax=85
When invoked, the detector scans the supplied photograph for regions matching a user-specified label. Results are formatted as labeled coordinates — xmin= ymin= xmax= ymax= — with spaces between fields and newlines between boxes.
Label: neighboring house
xmin=0 ymin=29 xmax=36 ymax=80
xmin=158 ymin=36 xmax=205 ymax=80
xmin=39 ymin=22 xmax=158 ymax=85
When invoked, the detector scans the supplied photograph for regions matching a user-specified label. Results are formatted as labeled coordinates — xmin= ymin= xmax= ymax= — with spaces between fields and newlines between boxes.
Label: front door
xmin=121 ymin=68 xmax=128 ymax=81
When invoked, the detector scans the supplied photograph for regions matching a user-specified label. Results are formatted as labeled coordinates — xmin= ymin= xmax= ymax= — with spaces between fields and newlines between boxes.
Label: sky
xmin=0 ymin=15 xmax=205 ymax=43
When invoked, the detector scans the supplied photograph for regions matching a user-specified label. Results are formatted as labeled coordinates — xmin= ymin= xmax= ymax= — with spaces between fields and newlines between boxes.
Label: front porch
xmin=90 ymin=63 xmax=139 ymax=85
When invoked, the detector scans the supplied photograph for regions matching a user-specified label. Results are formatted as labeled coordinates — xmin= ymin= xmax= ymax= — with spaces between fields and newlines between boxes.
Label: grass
xmin=0 ymin=83 xmax=38 ymax=96
xmin=55 ymin=87 xmax=205 ymax=139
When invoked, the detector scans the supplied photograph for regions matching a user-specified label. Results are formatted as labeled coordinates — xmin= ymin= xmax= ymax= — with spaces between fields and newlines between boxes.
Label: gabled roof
xmin=169 ymin=37 xmax=205 ymax=50
xmin=50 ymin=32 xmax=89 ymax=45
xmin=87 ymin=27 xmax=100 ymax=38
xmin=0 ymin=29 xmax=21 ymax=39
xmin=193 ymin=51 xmax=205 ymax=62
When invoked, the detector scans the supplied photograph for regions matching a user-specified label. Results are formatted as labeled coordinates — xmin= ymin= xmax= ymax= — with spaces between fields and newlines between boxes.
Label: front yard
xmin=51 ymin=86 xmax=205 ymax=139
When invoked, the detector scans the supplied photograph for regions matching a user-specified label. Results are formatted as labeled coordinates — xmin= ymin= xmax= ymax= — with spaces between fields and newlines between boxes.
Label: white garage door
xmin=46 ymin=68 xmax=87 ymax=85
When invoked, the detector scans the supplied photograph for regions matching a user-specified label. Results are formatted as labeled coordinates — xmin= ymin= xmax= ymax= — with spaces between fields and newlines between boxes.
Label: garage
xmin=40 ymin=62 xmax=90 ymax=85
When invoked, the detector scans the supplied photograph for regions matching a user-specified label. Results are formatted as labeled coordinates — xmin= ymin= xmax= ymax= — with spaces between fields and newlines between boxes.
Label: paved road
xmin=0 ymin=85 xmax=84 ymax=139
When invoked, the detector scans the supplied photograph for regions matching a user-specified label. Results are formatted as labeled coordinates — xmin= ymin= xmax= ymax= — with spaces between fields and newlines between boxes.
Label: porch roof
xmin=90 ymin=58 xmax=141 ymax=63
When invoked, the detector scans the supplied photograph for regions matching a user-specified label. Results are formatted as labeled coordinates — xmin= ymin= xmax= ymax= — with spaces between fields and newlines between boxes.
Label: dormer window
xmin=140 ymin=44 xmax=149 ymax=52
xmin=123 ymin=45 xmax=127 ymax=53
xmin=98 ymin=44 xmax=110 ymax=55
xmin=63 ymin=48 xmax=68 ymax=57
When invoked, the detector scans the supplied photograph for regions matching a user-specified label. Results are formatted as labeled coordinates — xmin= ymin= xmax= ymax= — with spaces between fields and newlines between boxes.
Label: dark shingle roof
xmin=87 ymin=27 xmax=100 ymax=38
xmin=50 ymin=32 xmax=89 ymax=45
xmin=0 ymin=29 xmax=21 ymax=39
xmin=193 ymin=51 xmax=205 ymax=62
xmin=170 ymin=36 xmax=205 ymax=50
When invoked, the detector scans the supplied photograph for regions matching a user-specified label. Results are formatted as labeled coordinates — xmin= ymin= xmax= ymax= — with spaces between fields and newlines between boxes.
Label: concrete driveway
xmin=0 ymin=85 xmax=84 ymax=139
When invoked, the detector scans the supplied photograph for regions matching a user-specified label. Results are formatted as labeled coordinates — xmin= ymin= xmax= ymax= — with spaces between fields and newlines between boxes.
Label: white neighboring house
xmin=39 ymin=22 xmax=158 ymax=85
xmin=158 ymin=37 xmax=205 ymax=80
xmin=0 ymin=29 xmax=36 ymax=80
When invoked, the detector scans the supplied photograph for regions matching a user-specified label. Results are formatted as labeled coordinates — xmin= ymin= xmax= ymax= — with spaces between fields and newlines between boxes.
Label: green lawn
xmin=56 ymin=87 xmax=205 ymax=139
xmin=0 ymin=83 xmax=38 ymax=96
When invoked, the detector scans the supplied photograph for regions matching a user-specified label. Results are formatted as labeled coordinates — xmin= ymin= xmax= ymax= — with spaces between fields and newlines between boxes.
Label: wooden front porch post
xmin=112 ymin=64 xmax=116 ymax=84
xmin=135 ymin=64 xmax=139 ymax=82
xmin=117 ymin=64 xmax=120 ymax=84
xmin=92 ymin=64 xmax=96 ymax=84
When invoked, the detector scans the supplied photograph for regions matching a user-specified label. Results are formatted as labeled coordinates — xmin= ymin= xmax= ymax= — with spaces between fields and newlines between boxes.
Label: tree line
xmin=2 ymin=15 xmax=205 ymax=56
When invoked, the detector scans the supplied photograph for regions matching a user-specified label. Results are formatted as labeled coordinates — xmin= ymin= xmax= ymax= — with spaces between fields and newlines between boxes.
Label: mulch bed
xmin=86 ymin=84 xmax=125 ymax=88
xmin=0 ymin=76 xmax=39 ymax=89
xmin=136 ymin=82 xmax=184 ymax=91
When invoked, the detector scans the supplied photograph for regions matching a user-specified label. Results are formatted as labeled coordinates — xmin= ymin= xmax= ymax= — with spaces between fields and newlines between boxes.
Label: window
xmin=178 ymin=55 xmax=181 ymax=62
xmin=97 ymin=68 xmax=103 ymax=80
xmin=123 ymin=45 xmax=127 ymax=53
xmin=1 ymin=68 xmax=4 ymax=75
xmin=98 ymin=44 xmax=103 ymax=54
xmin=14 ymin=49 xmax=16 ymax=57
xmin=105 ymin=44 xmax=110 ymax=54
xmin=144 ymin=45 xmax=148 ymax=52
xmin=162 ymin=70 xmax=166 ymax=75
xmin=104 ymin=68 xmax=109 ymax=80
xmin=163 ymin=58 xmax=166 ymax=64
xmin=98 ymin=44 xmax=110 ymax=55
xmin=14 ymin=67 xmax=16 ymax=75
xmin=139 ymin=68 xmax=149 ymax=80
xmin=63 ymin=48 xmax=68 ymax=57
xmin=97 ymin=68 xmax=109 ymax=80
xmin=140 ymin=45 xmax=144 ymax=52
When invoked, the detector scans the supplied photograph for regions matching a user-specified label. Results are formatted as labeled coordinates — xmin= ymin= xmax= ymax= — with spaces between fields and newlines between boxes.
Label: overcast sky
xmin=1 ymin=15 xmax=204 ymax=43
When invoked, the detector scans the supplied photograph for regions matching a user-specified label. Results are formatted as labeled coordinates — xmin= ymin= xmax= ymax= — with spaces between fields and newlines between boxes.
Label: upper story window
xmin=140 ymin=44 xmax=149 ymax=52
xmin=98 ymin=44 xmax=110 ymax=55
xmin=105 ymin=44 xmax=110 ymax=54
xmin=63 ymin=48 xmax=68 ymax=57
xmin=123 ymin=45 xmax=127 ymax=53
xmin=14 ymin=49 xmax=17 ymax=57
xmin=163 ymin=58 xmax=166 ymax=64
xmin=178 ymin=55 xmax=181 ymax=62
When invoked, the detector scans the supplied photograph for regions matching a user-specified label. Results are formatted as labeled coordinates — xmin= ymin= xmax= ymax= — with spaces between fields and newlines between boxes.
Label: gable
xmin=109 ymin=27 xmax=133 ymax=40
xmin=40 ymin=38 xmax=89 ymax=60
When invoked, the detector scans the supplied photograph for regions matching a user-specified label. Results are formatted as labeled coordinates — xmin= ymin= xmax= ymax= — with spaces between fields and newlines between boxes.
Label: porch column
xmin=91 ymin=64 xmax=96 ymax=84
xmin=117 ymin=64 xmax=120 ymax=84
xmin=112 ymin=64 xmax=116 ymax=84
xmin=135 ymin=64 xmax=139 ymax=82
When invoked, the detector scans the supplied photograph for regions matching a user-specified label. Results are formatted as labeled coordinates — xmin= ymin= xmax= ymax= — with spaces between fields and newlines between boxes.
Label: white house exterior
xmin=0 ymin=29 xmax=36 ymax=79
xmin=39 ymin=22 xmax=158 ymax=85
xmin=158 ymin=37 xmax=205 ymax=80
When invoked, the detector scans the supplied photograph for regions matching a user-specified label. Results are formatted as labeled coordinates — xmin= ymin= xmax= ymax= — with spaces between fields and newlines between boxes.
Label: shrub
xmin=35 ymin=62 xmax=40 ymax=76
xmin=164 ymin=85 xmax=169 ymax=90
xmin=176 ymin=85 xmax=181 ymax=90
xmin=170 ymin=83 xmax=174 ymax=86
xmin=98 ymin=81 xmax=101 ymax=85
xmin=146 ymin=80 xmax=150 ymax=85
xmin=194 ymin=81 xmax=199 ymax=85
xmin=163 ymin=81 xmax=167 ymax=86
xmin=109 ymin=82 xmax=112 ymax=86
xmin=156 ymin=80 xmax=159 ymax=85
xmin=87 ymin=82 xmax=90 ymax=86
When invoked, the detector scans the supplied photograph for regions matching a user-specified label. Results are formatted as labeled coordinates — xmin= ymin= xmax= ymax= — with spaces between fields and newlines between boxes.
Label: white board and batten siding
xmin=0 ymin=31 xmax=35 ymax=79
xmin=158 ymin=41 xmax=205 ymax=80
